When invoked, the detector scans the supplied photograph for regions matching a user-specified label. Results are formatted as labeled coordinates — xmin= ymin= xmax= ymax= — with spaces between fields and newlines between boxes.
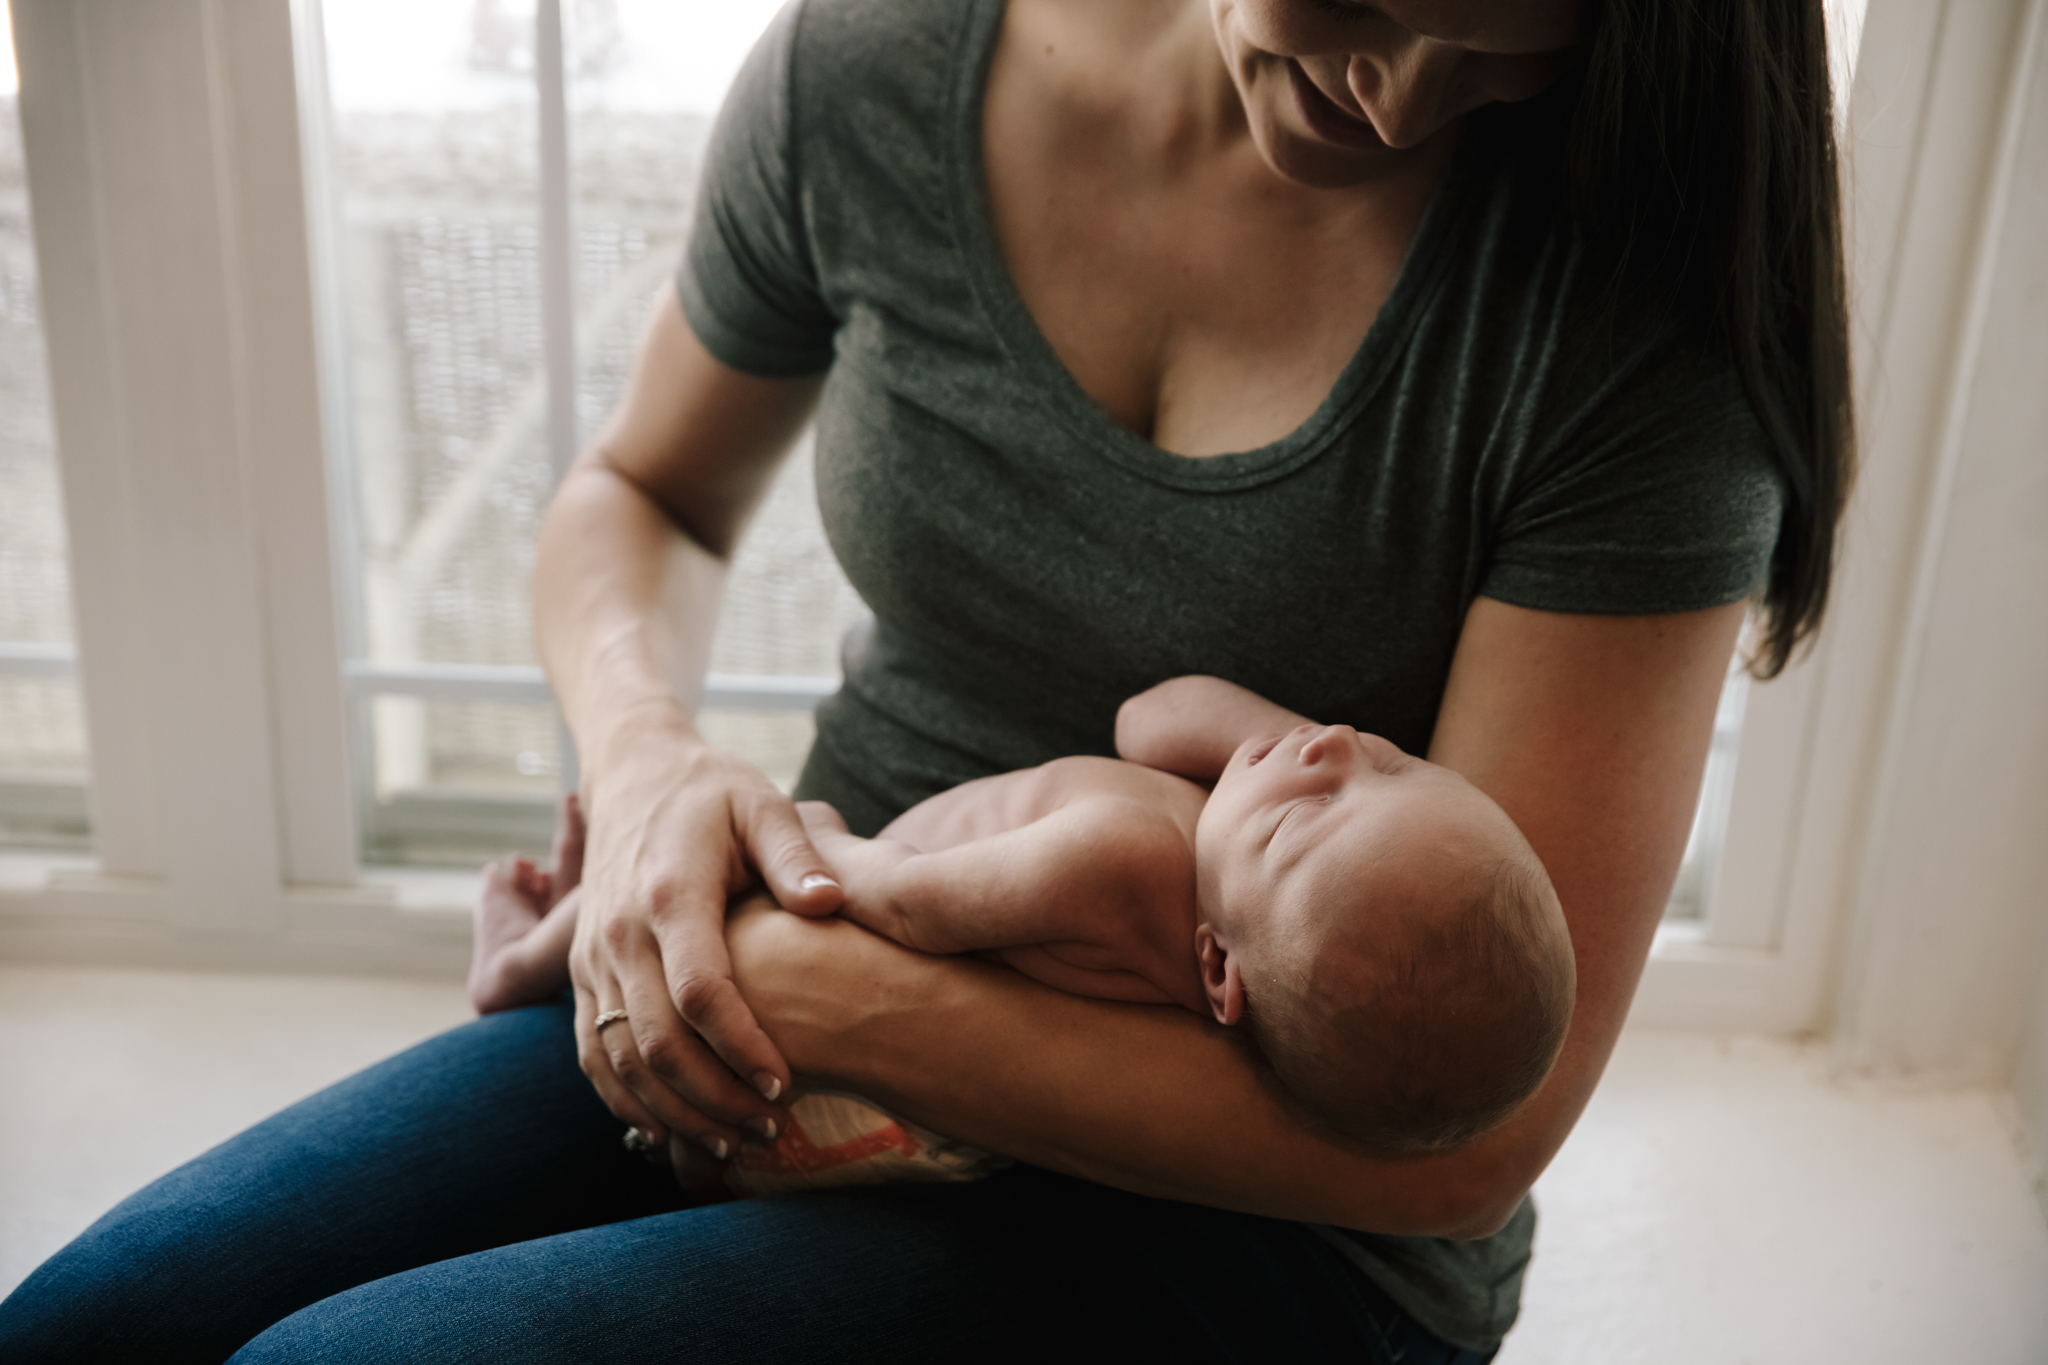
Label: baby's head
xmin=1194 ymin=723 xmax=1574 ymax=1156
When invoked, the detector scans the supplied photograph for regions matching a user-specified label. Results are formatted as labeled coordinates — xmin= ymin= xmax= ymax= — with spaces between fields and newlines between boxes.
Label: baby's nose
xmin=1300 ymin=723 xmax=1353 ymax=761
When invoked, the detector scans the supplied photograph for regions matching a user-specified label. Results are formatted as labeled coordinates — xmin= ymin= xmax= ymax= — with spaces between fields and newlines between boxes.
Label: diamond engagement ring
xmin=593 ymin=1008 xmax=629 ymax=1033
xmin=621 ymin=1127 xmax=652 ymax=1155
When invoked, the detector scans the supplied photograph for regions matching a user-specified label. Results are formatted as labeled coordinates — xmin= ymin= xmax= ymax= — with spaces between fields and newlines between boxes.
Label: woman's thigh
xmin=230 ymin=1165 xmax=1480 ymax=1365
xmin=0 ymin=997 xmax=686 ymax=1364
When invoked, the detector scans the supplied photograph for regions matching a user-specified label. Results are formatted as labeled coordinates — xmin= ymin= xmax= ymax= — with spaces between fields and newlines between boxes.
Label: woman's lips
xmin=1245 ymin=734 xmax=1284 ymax=766
xmin=1285 ymin=58 xmax=1387 ymax=150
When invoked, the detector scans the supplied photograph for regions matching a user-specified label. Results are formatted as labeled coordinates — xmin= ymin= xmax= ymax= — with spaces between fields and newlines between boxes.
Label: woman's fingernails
xmin=748 ymin=1116 xmax=779 ymax=1142
xmin=706 ymin=1136 xmax=730 ymax=1161
xmin=753 ymin=1072 xmax=783 ymax=1102
xmin=799 ymin=873 xmax=840 ymax=894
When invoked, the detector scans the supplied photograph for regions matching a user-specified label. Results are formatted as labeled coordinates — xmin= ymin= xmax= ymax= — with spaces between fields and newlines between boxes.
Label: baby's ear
xmin=1194 ymin=925 xmax=1245 ymax=1027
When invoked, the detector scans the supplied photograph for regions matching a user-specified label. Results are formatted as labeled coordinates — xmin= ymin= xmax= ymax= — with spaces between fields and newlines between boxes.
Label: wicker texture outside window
xmin=0 ymin=74 xmax=90 ymax=850
xmin=324 ymin=0 xmax=864 ymax=866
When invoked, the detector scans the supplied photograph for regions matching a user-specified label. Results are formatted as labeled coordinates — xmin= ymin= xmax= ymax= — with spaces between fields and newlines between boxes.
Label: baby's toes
xmin=552 ymin=795 xmax=586 ymax=891
xmin=480 ymin=858 xmax=516 ymax=899
xmin=486 ymin=858 xmax=546 ymax=916
xmin=505 ymin=856 xmax=540 ymax=901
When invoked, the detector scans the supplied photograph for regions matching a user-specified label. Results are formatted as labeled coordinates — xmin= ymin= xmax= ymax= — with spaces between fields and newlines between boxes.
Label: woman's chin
xmin=1244 ymin=100 xmax=1398 ymax=190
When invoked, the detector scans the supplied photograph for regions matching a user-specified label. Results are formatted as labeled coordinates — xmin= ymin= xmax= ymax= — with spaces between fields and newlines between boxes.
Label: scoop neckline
xmin=945 ymin=0 xmax=1476 ymax=494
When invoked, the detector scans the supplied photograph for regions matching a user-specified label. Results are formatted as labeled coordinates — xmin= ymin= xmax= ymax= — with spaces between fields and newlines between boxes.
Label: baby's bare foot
xmin=469 ymin=858 xmax=548 ymax=1014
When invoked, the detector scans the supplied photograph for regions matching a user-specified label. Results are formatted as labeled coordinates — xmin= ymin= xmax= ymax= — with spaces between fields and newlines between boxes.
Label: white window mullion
xmin=12 ymin=0 xmax=354 ymax=922
xmin=216 ymin=0 xmax=358 ymax=888
xmin=536 ymin=0 xmax=581 ymax=796
xmin=13 ymin=0 xmax=169 ymax=884
xmin=46 ymin=0 xmax=281 ymax=923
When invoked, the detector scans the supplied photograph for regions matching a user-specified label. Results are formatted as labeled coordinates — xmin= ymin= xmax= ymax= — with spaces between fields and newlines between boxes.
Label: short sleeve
xmin=1480 ymin=339 xmax=1785 ymax=616
xmin=677 ymin=0 xmax=839 ymax=377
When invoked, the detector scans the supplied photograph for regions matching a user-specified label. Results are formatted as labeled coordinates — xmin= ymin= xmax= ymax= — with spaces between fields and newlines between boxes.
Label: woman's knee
xmin=0 ymin=1002 xmax=666 ymax=1363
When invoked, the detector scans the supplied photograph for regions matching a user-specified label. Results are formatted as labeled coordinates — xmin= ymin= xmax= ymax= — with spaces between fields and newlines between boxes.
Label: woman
xmin=0 ymin=0 xmax=1848 ymax=1359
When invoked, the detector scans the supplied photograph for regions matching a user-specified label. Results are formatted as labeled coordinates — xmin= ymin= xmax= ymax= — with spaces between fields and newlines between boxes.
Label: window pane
xmin=358 ymin=697 xmax=560 ymax=866
xmin=320 ymin=0 xmax=857 ymax=867
xmin=0 ymin=10 xmax=91 ymax=851
xmin=565 ymin=1 xmax=867 ymax=689
xmin=323 ymin=0 xmax=545 ymax=861
xmin=1663 ymin=1 xmax=1861 ymax=920
xmin=1663 ymin=668 xmax=1749 ymax=922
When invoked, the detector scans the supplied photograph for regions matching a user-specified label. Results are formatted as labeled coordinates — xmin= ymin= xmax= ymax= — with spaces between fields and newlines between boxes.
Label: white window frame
xmin=0 ymin=0 xmax=2039 ymax=1059
xmin=1633 ymin=0 xmax=2048 ymax=1037
xmin=278 ymin=0 xmax=837 ymax=859
xmin=0 ymin=0 xmax=830 ymax=973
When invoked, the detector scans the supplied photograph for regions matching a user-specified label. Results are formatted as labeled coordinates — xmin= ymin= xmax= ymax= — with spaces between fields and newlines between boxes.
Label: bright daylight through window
xmin=316 ymin=0 xmax=864 ymax=869
xmin=0 ymin=0 xmax=88 ymax=855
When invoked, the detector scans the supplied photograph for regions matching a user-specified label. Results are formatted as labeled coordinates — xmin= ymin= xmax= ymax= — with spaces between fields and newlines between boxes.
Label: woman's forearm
xmin=533 ymin=290 xmax=822 ymax=773
xmin=728 ymin=902 xmax=1548 ymax=1239
xmin=533 ymin=459 xmax=721 ymax=768
xmin=528 ymin=293 xmax=839 ymax=1155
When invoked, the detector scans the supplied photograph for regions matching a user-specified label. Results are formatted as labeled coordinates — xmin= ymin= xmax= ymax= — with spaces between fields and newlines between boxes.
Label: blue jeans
xmin=0 ymin=997 xmax=1494 ymax=1363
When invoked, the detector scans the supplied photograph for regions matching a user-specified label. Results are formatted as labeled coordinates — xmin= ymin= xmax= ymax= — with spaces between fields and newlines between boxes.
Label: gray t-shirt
xmin=680 ymin=0 xmax=1782 ymax=1351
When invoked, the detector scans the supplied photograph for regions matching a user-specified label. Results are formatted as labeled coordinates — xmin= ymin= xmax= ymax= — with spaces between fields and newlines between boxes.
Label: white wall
xmin=2016 ymin=933 xmax=2048 ymax=1217
xmin=1827 ymin=0 xmax=2048 ymax=1086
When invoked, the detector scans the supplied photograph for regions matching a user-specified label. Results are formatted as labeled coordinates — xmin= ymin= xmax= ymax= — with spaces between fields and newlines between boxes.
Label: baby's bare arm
xmin=1115 ymin=676 xmax=1313 ymax=781
xmin=802 ymin=798 xmax=1198 ymax=1006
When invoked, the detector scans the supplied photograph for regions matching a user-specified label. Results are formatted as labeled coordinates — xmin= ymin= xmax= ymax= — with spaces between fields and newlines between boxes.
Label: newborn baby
xmin=807 ymin=674 xmax=1575 ymax=1155
xmin=470 ymin=676 xmax=1575 ymax=1186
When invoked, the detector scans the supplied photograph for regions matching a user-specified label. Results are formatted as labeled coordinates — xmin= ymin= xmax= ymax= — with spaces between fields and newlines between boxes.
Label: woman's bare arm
xmin=731 ymin=597 xmax=1744 ymax=1235
xmin=536 ymin=288 xmax=841 ymax=1156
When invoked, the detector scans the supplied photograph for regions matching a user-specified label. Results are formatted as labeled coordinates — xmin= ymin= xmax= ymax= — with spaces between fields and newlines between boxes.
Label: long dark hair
xmin=1566 ymin=0 xmax=1853 ymax=677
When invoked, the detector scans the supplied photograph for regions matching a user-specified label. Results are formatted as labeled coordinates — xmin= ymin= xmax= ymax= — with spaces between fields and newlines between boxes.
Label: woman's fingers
xmin=616 ymin=964 xmax=775 ymax=1149
xmin=795 ymin=800 xmax=850 ymax=839
xmin=570 ymin=982 xmax=671 ymax=1148
xmin=649 ymin=900 xmax=796 ymax=1110
xmin=742 ymin=793 xmax=843 ymax=917
xmin=561 ymin=755 xmax=820 ymax=1155
xmin=582 ymin=954 xmax=753 ymax=1157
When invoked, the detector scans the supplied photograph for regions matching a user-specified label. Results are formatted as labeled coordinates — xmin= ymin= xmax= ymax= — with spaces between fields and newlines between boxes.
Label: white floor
xmin=2 ymin=965 xmax=2045 ymax=1362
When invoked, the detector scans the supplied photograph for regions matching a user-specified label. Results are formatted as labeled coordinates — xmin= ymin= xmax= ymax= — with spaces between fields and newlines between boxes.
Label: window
xmin=1656 ymin=0 xmax=1867 ymax=926
xmin=0 ymin=1 xmax=88 ymax=854
xmin=313 ymin=0 xmax=863 ymax=868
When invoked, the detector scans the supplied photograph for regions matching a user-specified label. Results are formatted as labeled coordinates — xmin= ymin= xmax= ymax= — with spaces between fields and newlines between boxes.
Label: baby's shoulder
xmin=1034 ymin=756 xmax=1204 ymax=810
xmin=1030 ymin=758 xmax=1205 ymax=853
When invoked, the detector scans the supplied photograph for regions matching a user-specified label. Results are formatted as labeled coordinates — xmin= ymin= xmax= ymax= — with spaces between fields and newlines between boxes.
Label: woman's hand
xmin=533 ymin=290 xmax=832 ymax=1160
xmin=568 ymin=712 xmax=844 ymax=1159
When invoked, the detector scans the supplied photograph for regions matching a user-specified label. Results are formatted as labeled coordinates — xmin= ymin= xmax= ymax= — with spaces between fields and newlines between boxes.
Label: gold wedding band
xmin=593 ymin=1008 xmax=629 ymax=1033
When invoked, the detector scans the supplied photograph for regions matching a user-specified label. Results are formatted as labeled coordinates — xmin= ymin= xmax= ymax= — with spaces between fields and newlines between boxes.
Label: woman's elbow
xmin=1433 ymin=1188 xmax=1529 ymax=1242
xmin=1336 ymin=1164 xmax=1531 ymax=1243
